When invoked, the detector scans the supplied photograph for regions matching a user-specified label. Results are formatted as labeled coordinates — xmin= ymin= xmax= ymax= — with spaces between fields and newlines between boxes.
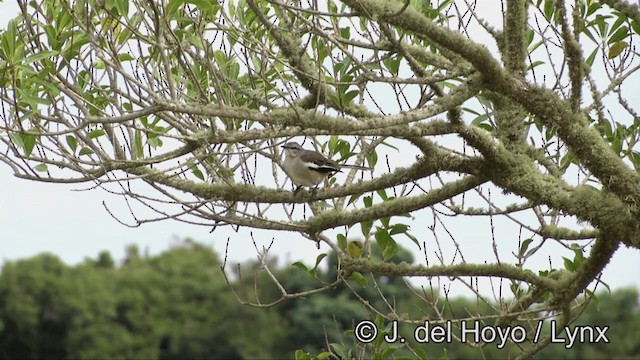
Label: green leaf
xmin=333 ymin=140 xmax=350 ymax=159
xmin=328 ymin=0 xmax=337 ymax=14
xmin=311 ymin=253 xmax=327 ymax=271
xmin=17 ymin=85 xmax=51 ymax=107
xmin=339 ymin=27 xmax=350 ymax=40
xmin=404 ymin=231 xmax=420 ymax=247
xmin=389 ymin=223 xmax=408 ymax=235
xmin=608 ymin=13 xmax=627 ymax=37
xmin=347 ymin=242 xmax=363 ymax=259
xmin=585 ymin=48 xmax=598 ymax=67
xmin=34 ymin=163 xmax=48 ymax=172
xmin=329 ymin=344 xmax=350 ymax=360
xmin=44 ymin=25 xmax=59 ymax=50
xmin=316 ymin=352 xmax=332 ymax=360
xmin=328 ymin=135 xmax=338 ymax=153
xmin=376 ymin=188 xmax=388 ymax=201
xmin=22 ymin=133 xmax=36 ymax=157
xmin=360 ymin=220 xmax=373 ymax=237
xmin=633 ymin=20 xmax=640 ymax=35
xmin=61 ymin=32 xmax=90 ymax=61
xmin=66 ymin=135 xmax=77 ymax=152
xmin=526 ymin=60 xmax=545 ymax=71
xmin=375 ymin=228 xmax=398 ymax=261
xmin=191 ymin=167 xmax=204 ymax=181
xmin=348 ymin=271 xmax=368 ymax=287
xmin=594 ymin=15 xmax=610 ymax=38
xmin=166 ymin=0 xmax=185 ymax=15
xmin=294 ymin=350 xmax=312 ymax=360
xmin=586 ymin=2 xmax=601 ymax=16
xmin=470 ymin=112 xmax=490 ymax=126
xmin=118 ymin=53 xmax=135 ymax=62
xmin=29 ymin=77 xmax=60 ymax=97
xmin=93 ymin=60 xmax=105 ymax=69
xmin=118 ymin=0 xmax=130 ymax=15
xmin=347 ymin=193 xmax=362 ymax=206
xmin=10 ymin=133 xmax=38 ymax=157
xmin=562 ymin=257 xmax=577 ymax=272
xmin=519 ymin=238 xmax=533 ymax=257
xmin=363 ymin=196 xmax=372 ymax=207
xmin=291 ymin=261 xmax=309 ymax=272
xmin=9 ymin=133 xmax=24 ymax=149
xmin=595 ymin=278 xmax=611 ymax=293
xmin=213 ymin=50 xmax=227 ymax=67
xmin=382 ymin=55 xmax=401 ymax=75
xmin=337 ymin=234 xmax=347 ymax=251
xmin=608 ymin=26 xmax=629 ymax=43
xmin=343 ymin=89 xmax=359 ymax=104
xmin=539 ymin=269 xmax=549 ymax=277
xmin=88 ymin=129 xmax=106 ymax=139
xmin=585 ymin=289 xmax=600 ymax=311
xmin=147 ymin=136 xmax=162 ymax=148
xmin=25 ymin=50 xmax=59 ymax=64
xmin=382 ymin=244 xmax=398 ymax=261
xmin=571 ymin=244 xmax=585 ymax=266
xmin=374 ymin=313 xmax=385 ymax=329
xmin=367 ymin=150 xmax=378 ymax=168
xmin=543 ymin=0 xmax=554 ymax=20
xmin=608 ymin=41 xmax=628 ymax=59
xmin=79 ymin=147 xmax=94 ymax=156
xmin=2 ymin=19 xmax=18 ymax=60
xmin=133 ymin=129 xmax=143 ymax=158
xmin=188 ymin=0 xmax=215 ymax=10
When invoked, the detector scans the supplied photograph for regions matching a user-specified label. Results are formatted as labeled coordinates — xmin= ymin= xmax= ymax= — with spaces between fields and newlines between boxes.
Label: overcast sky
xmin=1 ymin=2 xmax=638 ymax=298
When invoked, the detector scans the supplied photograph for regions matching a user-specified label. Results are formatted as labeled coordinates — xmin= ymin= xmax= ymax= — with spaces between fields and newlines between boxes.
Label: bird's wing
xmin=300 ymin=152 xmax=341 ymax=173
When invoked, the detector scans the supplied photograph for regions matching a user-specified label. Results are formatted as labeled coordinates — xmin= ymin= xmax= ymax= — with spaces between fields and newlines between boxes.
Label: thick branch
xmin=601 ymin=0 xmax=640 ymax=24
xmin=504 ymin=0 xmax=527 ymax=76
xmin=303 ymin=175 xmax=487 ymax=233
xmin=342 ymin=0 xmax=505 ymax=82
xmin=552 ymin=234 xmax=621 ymax=306
xmin=125 ymin=149 xmax=482 ymax=205
xmin=342 ymin=258 xmax=557 ymax=291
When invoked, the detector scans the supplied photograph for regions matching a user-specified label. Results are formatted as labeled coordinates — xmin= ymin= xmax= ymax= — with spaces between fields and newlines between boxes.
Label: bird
xmin=281 ymin=141 xmax=371 ymax=192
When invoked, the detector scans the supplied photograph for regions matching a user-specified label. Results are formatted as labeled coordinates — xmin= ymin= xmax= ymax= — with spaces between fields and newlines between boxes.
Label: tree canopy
xmin=1 ymin=0 xmax=640 ymax=358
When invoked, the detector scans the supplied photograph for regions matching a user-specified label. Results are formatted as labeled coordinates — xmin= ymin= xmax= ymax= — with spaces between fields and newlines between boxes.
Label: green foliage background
xmin=0 ymin=240 xmax=637 ymax=359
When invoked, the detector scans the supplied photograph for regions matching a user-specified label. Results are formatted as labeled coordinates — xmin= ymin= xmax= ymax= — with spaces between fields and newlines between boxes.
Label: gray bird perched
xmin=281 ymin=141 xmax=371 ymax=192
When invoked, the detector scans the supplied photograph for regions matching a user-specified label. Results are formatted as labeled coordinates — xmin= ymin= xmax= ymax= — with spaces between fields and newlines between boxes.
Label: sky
xmin=0 ymin=1 xmax=638 ymax=299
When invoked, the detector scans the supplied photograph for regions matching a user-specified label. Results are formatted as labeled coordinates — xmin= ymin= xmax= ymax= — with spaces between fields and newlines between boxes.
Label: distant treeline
xmin=0 ymin=239 xmax=637 ymax=359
